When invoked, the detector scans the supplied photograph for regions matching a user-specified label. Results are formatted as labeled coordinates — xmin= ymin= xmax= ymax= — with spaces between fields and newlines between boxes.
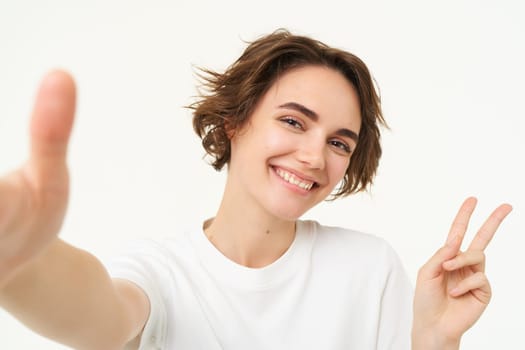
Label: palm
xmin=413 ymin=198 xmax=512 ymax=345
xmin=418 ymin=264 xmax=487 ymax=340
xmin=0 ymin=71 xmax=75 ymax=286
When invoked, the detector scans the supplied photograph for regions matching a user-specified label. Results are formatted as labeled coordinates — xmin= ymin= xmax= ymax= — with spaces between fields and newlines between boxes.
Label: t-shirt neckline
xmin=189 ymin=219 xmax=315 ymax=291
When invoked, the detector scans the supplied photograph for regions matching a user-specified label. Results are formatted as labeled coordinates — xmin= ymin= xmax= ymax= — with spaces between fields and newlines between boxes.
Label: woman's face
xmin=228 ymin=65 xmax=362 ymax=221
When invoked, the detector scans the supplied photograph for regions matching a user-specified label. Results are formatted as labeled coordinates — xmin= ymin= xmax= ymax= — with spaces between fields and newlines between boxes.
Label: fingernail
xmin=449 ymin=287 xmax=460 ymax=296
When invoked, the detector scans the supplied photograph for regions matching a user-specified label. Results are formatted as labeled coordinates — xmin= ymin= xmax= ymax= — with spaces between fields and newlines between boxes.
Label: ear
xmin=219 ymin=115 xmax=236 ymax=140
xmin=227 ymin=117 xmax=254 ymax=142
xmin=225 ymin=122 xmax=236 ymax=139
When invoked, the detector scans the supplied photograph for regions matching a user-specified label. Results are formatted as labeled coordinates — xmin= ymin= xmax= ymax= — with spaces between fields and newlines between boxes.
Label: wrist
xmin=412 ymin=328 xmax=461 ymax=350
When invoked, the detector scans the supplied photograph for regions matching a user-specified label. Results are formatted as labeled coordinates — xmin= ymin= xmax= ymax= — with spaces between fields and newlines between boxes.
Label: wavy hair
xmin=189 ymin=29 xmax=386 ymax=198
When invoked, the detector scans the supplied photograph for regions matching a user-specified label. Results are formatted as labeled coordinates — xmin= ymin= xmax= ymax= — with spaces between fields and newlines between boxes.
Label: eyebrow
xmin=278 ymin=102 xmax=359 ymax=142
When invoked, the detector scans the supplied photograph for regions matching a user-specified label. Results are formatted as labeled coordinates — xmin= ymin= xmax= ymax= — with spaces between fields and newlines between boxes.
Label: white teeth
xmin=275 ymin=168 xmax=314 ymax=191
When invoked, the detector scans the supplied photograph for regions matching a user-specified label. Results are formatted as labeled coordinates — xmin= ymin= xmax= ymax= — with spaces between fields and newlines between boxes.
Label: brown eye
xmin=280 ymin=117 xmax=303 ymax=130
xmin=329 ymin=140 xmax=352 ymax=154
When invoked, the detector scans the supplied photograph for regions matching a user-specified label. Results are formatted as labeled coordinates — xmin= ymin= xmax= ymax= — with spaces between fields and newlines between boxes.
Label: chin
xmin=258 ymin=186 xmax=326 ymax=222
xmin=267 ymin=200 xmax=314 ymax=222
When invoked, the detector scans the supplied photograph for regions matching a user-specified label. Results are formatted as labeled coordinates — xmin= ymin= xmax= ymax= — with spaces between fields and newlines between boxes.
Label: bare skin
xmin=0 ymin=71 xmax=149 ymax=350
xmin=413 ymin=197 xmax=512 ymax=349
xmin=0 ymin=69 xmax=74 ymax=286
xmin=0 ymin=70 xmax=513 ymax=349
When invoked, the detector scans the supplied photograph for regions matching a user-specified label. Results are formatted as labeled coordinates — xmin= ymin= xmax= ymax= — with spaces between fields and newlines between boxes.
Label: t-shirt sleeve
xmin=104 ymin=240 xmax=168 ymax=350
xmin=376 ymin=243 xmax=414 ymax=350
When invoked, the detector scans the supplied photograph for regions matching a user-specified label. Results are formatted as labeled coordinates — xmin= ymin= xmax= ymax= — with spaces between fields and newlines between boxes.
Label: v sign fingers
xmin=467 ymin=203 xmax=513 ymax=252
xmin=418 ymin=197 xmax=478 ymax=281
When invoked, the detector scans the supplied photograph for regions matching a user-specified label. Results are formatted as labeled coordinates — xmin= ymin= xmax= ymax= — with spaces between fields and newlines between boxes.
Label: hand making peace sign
xmin=413 ymin=197 xmax=513 ymax=349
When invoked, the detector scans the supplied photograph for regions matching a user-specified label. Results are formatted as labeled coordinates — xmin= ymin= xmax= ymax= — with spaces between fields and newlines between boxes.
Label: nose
xmin=296 ymin=137 xmax=326 ymax=170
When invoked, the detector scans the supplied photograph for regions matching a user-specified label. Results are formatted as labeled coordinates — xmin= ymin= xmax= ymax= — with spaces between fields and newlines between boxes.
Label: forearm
xmin=0 ymin=238 xmax=135 ymax=349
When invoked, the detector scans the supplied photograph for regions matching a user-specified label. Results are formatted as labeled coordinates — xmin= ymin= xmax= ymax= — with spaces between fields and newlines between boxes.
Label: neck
xmin=204 ymin=178 xmax=296 ymax=268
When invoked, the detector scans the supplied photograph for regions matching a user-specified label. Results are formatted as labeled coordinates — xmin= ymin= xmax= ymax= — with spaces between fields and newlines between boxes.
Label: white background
xmin=1 ymin=0 xmax=523 ymax=348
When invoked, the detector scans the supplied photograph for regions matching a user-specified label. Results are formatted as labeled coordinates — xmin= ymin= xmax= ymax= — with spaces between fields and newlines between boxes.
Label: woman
xmin=0 ymin=30 xmax=512 ymax=349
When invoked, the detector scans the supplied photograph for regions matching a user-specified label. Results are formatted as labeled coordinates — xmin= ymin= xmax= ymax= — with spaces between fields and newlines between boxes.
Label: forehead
xmin=262 ymin=65 xmax=362 ymax=130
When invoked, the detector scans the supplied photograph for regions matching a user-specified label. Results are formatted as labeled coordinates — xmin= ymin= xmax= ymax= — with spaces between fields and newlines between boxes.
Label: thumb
xmin=418 ymin=235 xmax=461 ymax=281
xmin=28 ymin=70 xmax=76 ymax=182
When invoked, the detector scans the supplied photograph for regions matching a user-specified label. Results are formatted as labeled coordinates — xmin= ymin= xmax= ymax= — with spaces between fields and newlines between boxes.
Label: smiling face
xmin=226 ymin=65 xmax=362 ymax=221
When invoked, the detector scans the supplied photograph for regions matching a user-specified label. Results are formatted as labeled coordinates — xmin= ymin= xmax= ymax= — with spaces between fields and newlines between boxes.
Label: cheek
xmin=328 ymin=157 xmax=351 ymax=184
xmin=261 ymin=128 xmax=296 ymax=153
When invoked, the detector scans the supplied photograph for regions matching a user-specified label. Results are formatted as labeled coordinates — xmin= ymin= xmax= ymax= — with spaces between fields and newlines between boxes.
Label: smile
xmin=274 ymin=167 xmax=315 ymax=191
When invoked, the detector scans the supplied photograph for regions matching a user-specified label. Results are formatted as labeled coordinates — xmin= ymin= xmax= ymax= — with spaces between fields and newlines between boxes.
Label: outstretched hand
xmin=413 ymin=197 xmax=512 ymax=349
xmin=0 ymin=70 xmax=75 ymax=287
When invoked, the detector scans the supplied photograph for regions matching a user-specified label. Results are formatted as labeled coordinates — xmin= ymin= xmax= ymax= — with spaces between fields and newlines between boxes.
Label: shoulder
xmin=304 ymin=219 xmax=393 ymax=253
xmin=302 ymin=219 xmax=404 ymax=272
xmin=104 ymin=231 xmax=194 ymax=279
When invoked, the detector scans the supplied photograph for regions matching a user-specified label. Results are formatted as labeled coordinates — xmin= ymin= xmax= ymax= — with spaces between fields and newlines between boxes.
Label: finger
xmin=468 ymin=203 xmax=513 ymax=251
xmin=29 ymin=70 xmax=76 ymax=178
xmin=445 ymin=197 xmax=477 ymax=247
xmin=449 ymin=271 xmax=491 ymax=304
xmin=418 ymin=235 xmax=462 ymax=280
xmin=418 ymin=197 xmax=477 ymax=281
xmin=443 ymin=250 xmax=485 ymax=272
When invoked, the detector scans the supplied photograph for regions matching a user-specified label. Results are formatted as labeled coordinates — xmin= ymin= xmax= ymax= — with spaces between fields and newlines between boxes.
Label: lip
xmin=272 ymin=165 xmax=319 ymax=183
xmin=270 ymin=165 xmax=320 ymax=194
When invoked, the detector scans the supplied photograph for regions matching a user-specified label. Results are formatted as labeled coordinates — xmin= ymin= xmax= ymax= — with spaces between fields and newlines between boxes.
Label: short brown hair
xmin=190 ymin=29 xmax=386 ymax=198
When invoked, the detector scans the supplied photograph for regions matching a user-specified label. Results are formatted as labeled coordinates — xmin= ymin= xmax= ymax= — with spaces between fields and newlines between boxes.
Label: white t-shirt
xmin=107 ymin=220 xmax=413 ymax=350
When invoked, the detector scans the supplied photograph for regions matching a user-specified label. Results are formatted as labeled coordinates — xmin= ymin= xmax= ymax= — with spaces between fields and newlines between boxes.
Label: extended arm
xmin=0 ymin=239 xmax=149 ymax=349
xmin=0 ymin=71 xmax=149 ymax=349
